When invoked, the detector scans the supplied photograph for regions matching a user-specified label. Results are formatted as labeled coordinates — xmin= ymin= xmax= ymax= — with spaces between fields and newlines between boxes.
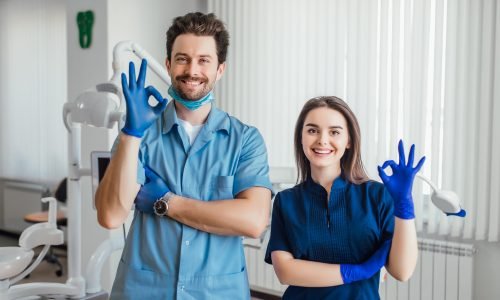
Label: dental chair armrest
xmin=19 ymin=223 xmax=64 ymax=250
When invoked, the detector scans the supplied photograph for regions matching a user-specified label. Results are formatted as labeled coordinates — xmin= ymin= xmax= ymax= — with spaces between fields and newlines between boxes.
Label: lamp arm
xmin=62 ymin=102 xmax=74 ymax=133
xmin=416 ymin=173 xmax=438 ymax=191
xmin=110 ymin=41 xmax=171 ymax=86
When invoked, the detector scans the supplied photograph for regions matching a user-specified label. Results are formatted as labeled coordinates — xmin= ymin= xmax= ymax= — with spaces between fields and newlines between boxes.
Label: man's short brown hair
xmin=166 ymin=12 xmax=229 ymax=65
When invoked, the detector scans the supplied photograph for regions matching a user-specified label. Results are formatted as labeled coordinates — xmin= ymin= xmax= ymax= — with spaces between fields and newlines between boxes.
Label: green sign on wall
xmin=77 ymin=10 xmax=94 ymax=49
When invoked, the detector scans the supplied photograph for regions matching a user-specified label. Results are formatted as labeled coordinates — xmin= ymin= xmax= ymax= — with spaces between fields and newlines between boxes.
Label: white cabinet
xmin=0 ymin=178 xmax=50 ymax=234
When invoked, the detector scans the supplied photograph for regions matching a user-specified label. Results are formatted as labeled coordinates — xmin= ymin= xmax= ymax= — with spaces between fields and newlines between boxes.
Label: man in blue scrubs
xmin=95 ymin=12 xmax=273 ymax=299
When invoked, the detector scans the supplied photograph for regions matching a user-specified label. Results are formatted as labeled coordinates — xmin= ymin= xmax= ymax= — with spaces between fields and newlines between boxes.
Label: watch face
xmin=154 ymin=200 xmax=167 ymax=216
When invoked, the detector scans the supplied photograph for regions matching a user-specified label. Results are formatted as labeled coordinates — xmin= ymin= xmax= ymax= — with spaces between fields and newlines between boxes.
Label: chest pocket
xmin=211 ymin=175 xmax=234 ymax=200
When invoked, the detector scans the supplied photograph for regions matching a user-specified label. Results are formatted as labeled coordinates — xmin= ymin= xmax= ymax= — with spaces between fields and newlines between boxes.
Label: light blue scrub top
xmin=110 ymin=101 xmax=273 ymax=299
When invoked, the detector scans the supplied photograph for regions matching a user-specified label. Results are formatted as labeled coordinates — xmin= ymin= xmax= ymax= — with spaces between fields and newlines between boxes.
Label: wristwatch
xmin=154 ymin=192 xmax=174 ymax=217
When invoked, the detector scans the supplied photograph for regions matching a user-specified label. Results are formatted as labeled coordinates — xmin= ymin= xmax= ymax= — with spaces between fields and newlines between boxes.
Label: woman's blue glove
xmin=340 ymin=239 xmax=392 ymax=284
xmin=135 ymin=166 xmax=170 ymax=214
xmin=121 ymin=59 xmax=168 ymax=138
xmin=378 ymin=140 xmax=426 ymax=219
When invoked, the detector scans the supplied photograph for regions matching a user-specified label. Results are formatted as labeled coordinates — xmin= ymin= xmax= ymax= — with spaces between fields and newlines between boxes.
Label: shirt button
xmin=185 ymin=240 xmax=190 ymax=246
xmin=180 ymin=285 xmax=185 ymax=291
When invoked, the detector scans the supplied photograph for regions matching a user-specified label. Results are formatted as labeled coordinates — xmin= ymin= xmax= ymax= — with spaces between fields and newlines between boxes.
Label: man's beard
xmin=172 ymin=74 xmax=214 ymax=100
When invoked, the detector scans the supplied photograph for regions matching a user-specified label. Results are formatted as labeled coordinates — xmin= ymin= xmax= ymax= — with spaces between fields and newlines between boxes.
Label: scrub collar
xmin=305 ymin=173 xmax=347 ymax=196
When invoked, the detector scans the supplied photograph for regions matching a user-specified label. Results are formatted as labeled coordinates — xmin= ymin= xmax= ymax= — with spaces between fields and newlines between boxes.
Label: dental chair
xmin=0 ymin=197 xmax=66 ymax=299
xmin=23 ymin=178 xmax=67 ymax=277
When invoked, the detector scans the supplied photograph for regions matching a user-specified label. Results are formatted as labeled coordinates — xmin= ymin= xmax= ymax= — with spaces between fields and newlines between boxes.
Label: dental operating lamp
xmin=63 ymin=40 xmax=171 ymax=131
xmin=416 ymin=173 xmax=466 ymax=217
xmin=0 ymin=41 xmax=170 ymax=300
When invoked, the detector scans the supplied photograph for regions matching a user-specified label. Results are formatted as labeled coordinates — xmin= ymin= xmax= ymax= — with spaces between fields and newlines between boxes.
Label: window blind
xmin=209 ymin=0 xmax=500 ymax=241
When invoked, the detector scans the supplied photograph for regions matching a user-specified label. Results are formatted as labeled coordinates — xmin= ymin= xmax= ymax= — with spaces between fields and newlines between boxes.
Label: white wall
xmin=473 ymin=241 xmax=500 ymax=300
xmin=0 ymin=0 xmax=67 ymax=188
xmin=66 ymin=0 xmax=115 ymax=293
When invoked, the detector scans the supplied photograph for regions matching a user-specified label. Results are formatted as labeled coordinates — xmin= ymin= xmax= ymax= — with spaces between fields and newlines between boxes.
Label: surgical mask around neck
xmin=168 ymin=86 xmax=214 ymax=111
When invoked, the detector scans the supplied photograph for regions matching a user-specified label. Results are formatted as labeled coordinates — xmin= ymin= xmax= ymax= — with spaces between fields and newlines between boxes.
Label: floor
xmin=0 ymin=231 xmax=272 ymax=299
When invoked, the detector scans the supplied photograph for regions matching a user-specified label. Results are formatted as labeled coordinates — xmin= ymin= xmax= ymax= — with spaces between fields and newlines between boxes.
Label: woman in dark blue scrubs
xmin=265 ymin=96 xmax=424 ymax=299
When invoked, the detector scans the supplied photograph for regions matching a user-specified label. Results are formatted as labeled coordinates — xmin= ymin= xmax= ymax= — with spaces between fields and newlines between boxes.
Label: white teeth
xmin=183 ymin=80 xmax=201 ymax=86
xmin=313 ymin=149 xmax=332 ymax=154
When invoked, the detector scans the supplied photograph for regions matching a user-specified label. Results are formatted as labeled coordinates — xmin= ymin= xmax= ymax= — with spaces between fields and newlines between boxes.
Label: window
xmin=211 ymin=0 xmax=500 ymax=241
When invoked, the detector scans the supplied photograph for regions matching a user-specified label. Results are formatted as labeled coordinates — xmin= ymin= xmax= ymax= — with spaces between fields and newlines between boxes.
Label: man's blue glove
xmin=378 ymin=140 xmax=426 ymax=219
xmin=121 ymin=59 xmax=167 ymax=138
xmin=135 ymin=166 xmax=170 ymax=214
xmin=340 ymin=239 xmax=392 ymax=284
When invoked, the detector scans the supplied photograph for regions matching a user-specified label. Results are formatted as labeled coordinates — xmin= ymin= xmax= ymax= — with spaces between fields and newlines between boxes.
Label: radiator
xmin=244 ymin=237 xmax=475 ymax=299
xmin=244 ymin=178 xmax=292 ymax=296
xmin=244 ymin=233 xmax=286 ymax=297
xmin=381 ymin=238 xmax=475 ymax=300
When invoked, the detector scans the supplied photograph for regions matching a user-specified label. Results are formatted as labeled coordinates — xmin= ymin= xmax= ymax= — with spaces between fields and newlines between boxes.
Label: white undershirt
xmin=178 ymin=118 xmax=204 ymax=145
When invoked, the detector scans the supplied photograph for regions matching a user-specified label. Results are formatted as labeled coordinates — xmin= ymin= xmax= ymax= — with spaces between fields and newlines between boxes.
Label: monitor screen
xmin=97 ymin=157 xmax=110 ymax=183
xmin=90 ymin=151 xmax=111 ymax=209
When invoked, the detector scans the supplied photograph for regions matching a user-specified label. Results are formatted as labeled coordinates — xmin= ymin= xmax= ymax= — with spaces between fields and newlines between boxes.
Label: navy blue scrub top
xmin=265 ymin=175 xmax=394 ymax=300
